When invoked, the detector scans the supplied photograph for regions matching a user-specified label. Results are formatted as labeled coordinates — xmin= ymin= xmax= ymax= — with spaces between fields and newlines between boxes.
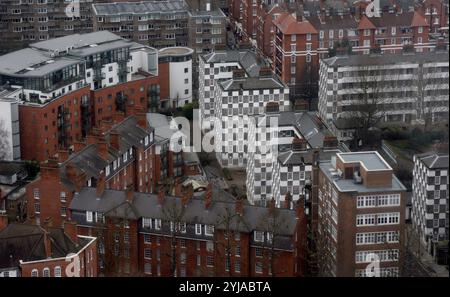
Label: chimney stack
xmin=232 ymin=68 xmax=246 ymax=79
xmin=40 ymin=159 xmax=60 ymax=180
xmin=96 ymin=176 xmax=105 ymax=198
xmin=204 ymin=183 xmax=212 ymax=209
xmin=0 ymin=212 xmax=8 ymax=231
xmin=73 ymin=140 xmax=86 ymax=153
xmin=296 ymin=196 xmax=306 ymax=220
xmin=259 ymin=66 xmax=273 ymax=77
xmin=235 ymin=198 xmax=244 ymax=216
xmin=109 ymin=131 xmax=121 ymax=151
xmin=113 ymin=112 xmax=125 ymax=124
xmin=57 ymin=150 xmax=69 ymax=163
xmin=126 ymin=184 xmax=134 ymax=203
xmin=136 ymin=113 xmax=148 ymax=130
xmin=284 ymin=192 xmax=292 ymax=209
xmin=182 ymin=184 xmax=194 ymax=207
xmin=63 ymin=220 xmax=78 ymax=245
xmin=43 ymin=229 xmax=52 ymax=258
xmin=157 ymin=188 xmax=165 ymax=205
xmin=96 ymin=140 xmax=109 ymax=160
xmin=292 ymin=137 xmax=307 ymax=151
xmin=268 ymin=198 xmax=276 ymax=214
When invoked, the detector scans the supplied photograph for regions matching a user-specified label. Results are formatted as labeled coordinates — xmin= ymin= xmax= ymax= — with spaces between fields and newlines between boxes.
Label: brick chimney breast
xmin=63 ymin=220 xmax=78 ymax=245
xmin=204 ymin=184 xmax=212 ymax=209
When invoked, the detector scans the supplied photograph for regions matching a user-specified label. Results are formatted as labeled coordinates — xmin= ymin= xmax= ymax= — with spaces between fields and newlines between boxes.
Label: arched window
xmin=54 ymin=266 xmax=62 ymax=277
xmin=42 ymin=267 xmax=50 ymax=277
xmin=31 ymin=269 xmax=38 ymax=277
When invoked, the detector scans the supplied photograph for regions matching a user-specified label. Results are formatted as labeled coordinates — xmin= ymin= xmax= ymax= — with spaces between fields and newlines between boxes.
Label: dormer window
xmin=105 ymin=165 xmax=110 ymax=176
xmin=205 ymin=225 xmax=214 ymax=236
xmin=254 ymin=231 xmax=264 ymax=242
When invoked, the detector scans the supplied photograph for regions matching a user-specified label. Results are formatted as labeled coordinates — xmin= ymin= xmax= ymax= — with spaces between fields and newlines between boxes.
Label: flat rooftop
xmin=322 ymin=51 xmax=449 ymax=67
xmin=320 ymin=162 xmax=406 ymax=193
xmin=219 ymin=76 xmax=286 ymax=91
xmin=338 ymin=151 xmax=391 ymax=171
xmin=159 ymin=47 xmax=194 ymax=56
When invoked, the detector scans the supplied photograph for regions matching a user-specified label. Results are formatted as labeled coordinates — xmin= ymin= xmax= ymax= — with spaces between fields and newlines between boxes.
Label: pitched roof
xmin=274 ymin=13 xmax=318 ymax=34
xmin=0 ymin=224 xmax=81 ymax=269
xmin=417 ymin=152 xmax=449 ymax=169
xmin=357 ymin=15 xmax=376 ymax=29
xmin=410 ymin=11 xmax=429 ymax=27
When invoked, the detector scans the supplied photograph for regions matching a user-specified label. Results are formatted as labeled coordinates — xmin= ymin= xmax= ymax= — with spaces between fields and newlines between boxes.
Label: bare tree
xmin=161 ymin=185 xmax=191 ymax=277
xmin=416 ymin=65 xmax=449 ymax=130
xmin=214 ymin=198 xmax=245 ymax=277
xmin=256 ymin=198 xmax=291 ymax=277
xmin=307 ymin=220 xmax=335 ymax=277
xmin=345 ymin=65 xmax=395 ymax=147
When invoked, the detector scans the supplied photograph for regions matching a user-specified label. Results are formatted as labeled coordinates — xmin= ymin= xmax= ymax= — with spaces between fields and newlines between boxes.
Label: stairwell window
xmin=42 ymin=268 xmax=50 ymax=277
xmin=31 ymin=269 xmax=38 ymax=277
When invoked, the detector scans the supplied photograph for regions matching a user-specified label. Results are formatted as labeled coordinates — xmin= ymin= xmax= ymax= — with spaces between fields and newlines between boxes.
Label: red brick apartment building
xmin=317 ymin=151 xmax=407 ymax=277
xmin=0 ymin=215 xmax=97 ymax=277
xmin=69 ymin=184 xmax=308 ymax=276
xmin=228 ymin=0 xmax=444 ymax=98
xmin=25 ymin=114 xmax=156 ymax=227
xmin=0 ymin=31 xmax=169 ymax=162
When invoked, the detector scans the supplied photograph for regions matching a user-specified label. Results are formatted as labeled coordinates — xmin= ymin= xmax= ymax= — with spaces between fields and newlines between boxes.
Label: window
xmin=206 ymin=241 xmax=214 ymax=252
xmin=60 ymin=191 xmax=66 ymax=201
xmin=254 ymin=231 xmax=264 ymax=242
xmin=291 ymin=34 xmax=296 ymax=41
xmin=42 ymin=268 xmax=50 ymax=277
xmin=144 ymin=248 xmax=152 ymax=259
xmin=154 ymin=219 xmax=161 ymax=230
xmin=86 ymin=211 xmax=93 ymax=222
xmin=195 ymin=224 xmax=202 ymax=235
xmin=206 ymin=256 xmax=214 ymax=267
xmin=306 ymin=33 xmax=311 ymax=41
xmin=34 ymin=203 xmax=40 ymax=214
xmin=184 ymin=89 xmax=189 ymax=95
xmin=33 ymin=188 xmax=40 ymax=199
xmin=144 ymin=263 xmax=152 ymax=274
xmin=234 ymin=261 xmax=241 ymax=273
xmin=236 ymin=245 xmax=241 ymax=256
xmin=255 ymin=262 xmax=263 ymax=274
xmin=197 ymin=255 xmax=201 ymax=266
xmin=205 ymin=225 xmax=214 ymax=236
xmin=184 ymin=68 xmax=188 ymax=73
xmin=255 ymin=247 xmax=263 ymax=257
xmin=31 ymin=269 xmax=38 ymax=277
xmin=144 ymin=234 xmax=151 ymax=244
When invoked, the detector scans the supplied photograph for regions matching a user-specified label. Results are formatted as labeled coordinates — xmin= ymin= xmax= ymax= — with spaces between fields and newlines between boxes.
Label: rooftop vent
xmin=353 ymin=171 xmax=362 ymax=184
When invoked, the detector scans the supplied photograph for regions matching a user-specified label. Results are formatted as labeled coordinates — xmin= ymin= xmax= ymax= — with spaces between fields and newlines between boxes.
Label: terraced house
xmin=69 ymin=184 xmax=308 ymax=276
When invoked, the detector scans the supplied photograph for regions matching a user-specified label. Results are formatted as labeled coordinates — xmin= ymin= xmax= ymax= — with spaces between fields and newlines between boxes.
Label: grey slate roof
xmin=219 ymin=76 xmax=286 ymax=91
xmin=417 ymin=152 xmax=449 ymax=169
xmin=257 ymin=111 xmax=334 ymax=149
xmin=0 ymin=224 xmax=83 ymax=269
xmin=70 ymin=187 xmax=298 ymax=237
xmin=277 ymin=149 xmax=342 ymax=166
xmin=0 ymin=48 xmax=83 ymax=77
xmin=92 ymin=1 xmax=188 ymax=15
xmin=202 ymin=50 xmax=266 ymax=78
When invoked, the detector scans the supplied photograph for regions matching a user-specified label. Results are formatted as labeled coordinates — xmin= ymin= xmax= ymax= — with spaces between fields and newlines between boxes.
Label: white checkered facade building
xmin=412 ymin=153 xmax=449 ymax=245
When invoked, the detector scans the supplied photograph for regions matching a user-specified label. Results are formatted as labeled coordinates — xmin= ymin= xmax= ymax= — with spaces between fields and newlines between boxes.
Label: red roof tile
xmin=357 ymin=15 xmax=376 ymax=29
xmin=411 ymin=11 xmax=429 ymax=27
xmin=274 ymin=13 xmax=318 ymax=35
